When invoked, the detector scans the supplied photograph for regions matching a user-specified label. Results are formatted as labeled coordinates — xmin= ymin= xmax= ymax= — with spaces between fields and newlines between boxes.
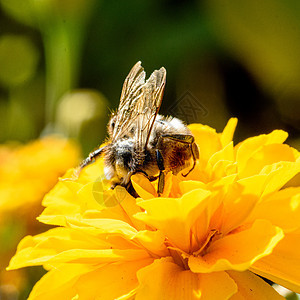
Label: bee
xmin=79 ymin=61 xmax=199 ymax=196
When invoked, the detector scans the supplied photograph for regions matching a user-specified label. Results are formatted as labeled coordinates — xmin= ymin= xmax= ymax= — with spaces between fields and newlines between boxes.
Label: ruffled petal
xmin=251 ymin=232 xmax=300 ymax=293
xmin=188 ymin=124 xmax=222 ymax=166
xmin=208 ymin=142 xmax=234 ymax=168
xmin=260 ymin=159 xmax=300 ymax=196
xmin=73 ymin=258 xmax=153 ymax=299
xmin=132 ymin=230 xmax=169 ymax=257
xmin=136 ymin=258 xmax=237 ymax=300
xmin=220 ymin=183 xmax=259 ymax=235
xmin=135 ymin=189 xmax=214 ymax=252
xmin=236 ymin=130 xmax=288 ymax=177
xmin=7 ymin=228 xmax=110 ymax=269
xmin=28 ymin=264 xmax=96 ymax=300
xmin=131 ymin=174 xmax=157 ymax=199
xmin=238 ymin=143 xmax=296 ymax=178
xmin=227 ymin=270 xmax=284 ymax=299
xmin=28 ymin=258 xmax=153 ymax=300
xmin=247 ymin=187 xmax=300 ymax=232
xmin=82 ymin=186 xmax=146 ymax=231
xmin=188 ymin=219 xmax=283 ymax=273
xmin=38 ymin=179 xmax=83 ymax=226
xmin=220 ymin=118 xmax=238 ymax=147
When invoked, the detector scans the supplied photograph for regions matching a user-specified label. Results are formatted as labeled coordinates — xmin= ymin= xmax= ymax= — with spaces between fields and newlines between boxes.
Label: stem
xmin=32 ymin=1 xmax=97 ymax=126
xmin=43 ymin=23 xmax=75 ymax=124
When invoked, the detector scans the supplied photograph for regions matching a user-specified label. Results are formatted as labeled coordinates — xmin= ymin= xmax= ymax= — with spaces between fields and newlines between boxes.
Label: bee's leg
xmin=126 ymin=181 xmax=139 ymax=198
xmin=79 ymin=146 xmax=106 ymax=169
xmin=157 ymin=134 xmax=199 ymax=177
xmin=156 ymin=149 xmax=165 ymax=196
xmin=61 ymin=146 xmax=106 ymax=181
xmin=159 ymin=134 xmax=195 ymax=145
xmin=157 ymin=171 xmax=165 ymax=196
xmin=75 ymin=147 xmax=105 ymax=177
xmin=130 ymin=170 xmax=149 ymax=178
xmin=149 ymin=175 xmax=159 ymax=182
xmin=182 ymin=142 xmax=199 ymax=177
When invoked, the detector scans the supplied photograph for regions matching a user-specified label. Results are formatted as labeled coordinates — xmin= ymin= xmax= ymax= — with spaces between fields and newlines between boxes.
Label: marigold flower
xmin=0 ymin=136 xmax=80 ymax=296
xmin=0 ymin=136 xmax=80 ymax=216
xmin=8 ymin=119 xmax=300 ymax=299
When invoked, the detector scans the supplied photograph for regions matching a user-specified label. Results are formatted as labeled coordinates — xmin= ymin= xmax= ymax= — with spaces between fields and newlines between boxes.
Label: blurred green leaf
xmin=0 ymin=0 xmax=36 ymax=27
xmin=28 ymin=0 xmax=97 ymax=124
xmin=0 ymin=35 xmax=39 ymax=88
xmin=206 ymin=0 xmax=300 ymax=88
xmin=206 ymin=0 xmax=300 ymax=130
xmin=0 ymin=218 xmax=25 ymax=254
xmin=6 ymin=94 xmax=36 ymax=141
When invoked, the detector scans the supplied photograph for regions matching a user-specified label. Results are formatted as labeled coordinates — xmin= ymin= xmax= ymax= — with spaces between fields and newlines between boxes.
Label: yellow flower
xmin=0 ymin=136 xmax=80 ymax=216
xmin=0 ymin=136 xmax=80 ymax=297
xmin=8 ymin=119 xmax=300 ymax=299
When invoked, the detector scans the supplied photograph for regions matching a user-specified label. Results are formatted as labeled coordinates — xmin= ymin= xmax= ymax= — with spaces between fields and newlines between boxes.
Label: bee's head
xmin=104 ymin=138 xmax=134 ymax=184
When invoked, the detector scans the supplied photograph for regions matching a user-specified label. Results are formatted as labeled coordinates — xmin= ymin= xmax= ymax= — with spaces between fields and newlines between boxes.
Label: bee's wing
xmin=112 ymin=61 xmax=146 ymax=141
xmin=135 ymin=67 xmax=166 ymax=161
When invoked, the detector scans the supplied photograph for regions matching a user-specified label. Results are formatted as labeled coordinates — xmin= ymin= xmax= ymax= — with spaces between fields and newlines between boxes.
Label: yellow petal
xmin=188 ymin=219 xmax=284 ymax=273
xmin=248 ymin=187 xmax=300 ymax=232
xmin=212 ymin=160 xmax=236 ymax=179
xmin=136 ymin=258 xmax=237 ymax=300
xmin=251 ymin=232 xmax=300 ymax=293
xmin=7 ymin=227 xmax=110 ymax=270
xmin=28 ymin=264 xmax=96 ymax=300
xmin=28 ymin=258 xmax=153 ymax=300
xmin=237 ymin=175 xmax=268 ymax=197
xmin=131 ymin=174 xmax=157 ymax=199
xmin=207 ymin=141 xmax=236 ymax=180
xmin=227 ymin=270 xmax=284 ymax=300
xmin=208 ymin=142 xmax=234 ymax=168
xmin=38 ymin=180 xmax=83 ymax=226
xmin=238 ymin=144 xmax=296 ymax=178
xmin=80 ymin=186 xmax=146 ymax=231
xmin=260 ymin=159 xmax=300 ymax=197
xmin=189 ymin=124 xmax=222 ymax=165
xmin=77 ymin=156 xmax=106 ymax=183
xmin=236 ymin=160 xmax=300 ymax=200
xmin=135 ymin=189 xmax=213 ymax=252
xmin=74 ymin=258 xmax=154 ymax=300
xmin=115 ymin=288 xmax=138 ymax=300
xmin=236 ymin=130 xmax=288 ymax=176
xmin=179 ymin=180 xmax=206 ymax=195
xmin=207 ymin=173 xmax=237 ymax=191
xmin=133 ymin=230 xmax=169 ymax=257
xmin=76 ymin=180 xmax=112 ymax=211
xmin=46 ymin=248 xmax=150 ymax=264
xmin=66 ymin=217 xmax=139 ymax=240
xmin=219 ymin=182 xmax=259 ymax=234
xmin=221 ymin=118 xmax=238 ymax=147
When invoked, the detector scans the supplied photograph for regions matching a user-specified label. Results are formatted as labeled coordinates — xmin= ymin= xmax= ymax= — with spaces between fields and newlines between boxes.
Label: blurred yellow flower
xmin=8 ymin=119 xmax=300 ymax=299
xmin=0 ymin=136 xmax=80 ymax=217
xmin=0 ymin=136 xmax=80 ymax=297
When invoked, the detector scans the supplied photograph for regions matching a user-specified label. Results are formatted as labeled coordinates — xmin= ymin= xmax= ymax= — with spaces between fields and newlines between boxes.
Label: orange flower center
xmin=164 ymin=229 xmax=222 ymax=270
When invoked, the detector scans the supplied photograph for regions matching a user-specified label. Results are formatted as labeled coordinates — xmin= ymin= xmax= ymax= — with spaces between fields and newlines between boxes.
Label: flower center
xmin=164 ymin=229 xmax=221 ymax=270
xmin=193 ymin=229 xmax=220 ymax=256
